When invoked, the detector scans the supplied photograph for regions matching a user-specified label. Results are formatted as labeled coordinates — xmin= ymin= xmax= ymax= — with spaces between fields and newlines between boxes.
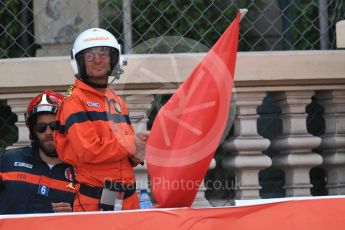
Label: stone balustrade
xmin=1 ymin=50 xmax=344 ymax=206
xmin=270 ymin=91 xmax=323 ymax=196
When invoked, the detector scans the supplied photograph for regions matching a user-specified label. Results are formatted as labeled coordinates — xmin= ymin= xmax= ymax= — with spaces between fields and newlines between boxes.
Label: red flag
xmin=147 ymin=12 xmax=240 ymax=208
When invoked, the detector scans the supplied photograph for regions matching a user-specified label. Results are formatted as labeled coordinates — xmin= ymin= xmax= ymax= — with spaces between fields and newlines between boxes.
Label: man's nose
xmin=45 ymin=126 xmax=54 ymax=134
xmin=93 ymin=53 xmax=102 ymax=62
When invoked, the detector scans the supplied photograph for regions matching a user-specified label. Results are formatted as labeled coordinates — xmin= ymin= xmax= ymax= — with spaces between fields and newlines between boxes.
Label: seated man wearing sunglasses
xmin=0 ymin=90 xmax=75 ymax=214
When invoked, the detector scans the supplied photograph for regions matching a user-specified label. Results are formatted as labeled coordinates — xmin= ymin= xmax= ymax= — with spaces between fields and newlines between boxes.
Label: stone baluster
xmin=192 ymin=159 xmax=216 ymax=208
xmin=222 ymin=92 xmax=271 ymax=199
xmin=315 ymin=90 xmax=345 ymax=194
xmin=125 ymin=94 xmax=153 ymax=133
xmin=6 ymin=97 xmax=33 ymax=149
xmin=270 ymin=91 xmax=322 ymax=196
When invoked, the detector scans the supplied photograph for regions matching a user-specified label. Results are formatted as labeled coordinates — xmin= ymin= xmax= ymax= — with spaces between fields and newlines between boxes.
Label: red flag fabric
xmin=146 ymin=12 xmax=240 ymax=207
xmin=1 ymin=197 xmax=345 ymax=229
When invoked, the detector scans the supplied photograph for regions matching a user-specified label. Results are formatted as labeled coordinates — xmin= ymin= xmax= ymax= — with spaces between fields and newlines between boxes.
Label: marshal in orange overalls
xmin=55 ymin=79 xmax=139 ymax=211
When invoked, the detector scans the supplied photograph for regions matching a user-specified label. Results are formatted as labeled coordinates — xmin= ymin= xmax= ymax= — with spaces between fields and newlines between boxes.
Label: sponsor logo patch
xmin=114 ymin=102 xmax=122 ymax=113
xmin=64 ymin=167 xmax=74 ymax=181
xmin=87 ymin=102 xmax=100 ymax=107
xmin=14 ymin=162 xmax=33 ymax=169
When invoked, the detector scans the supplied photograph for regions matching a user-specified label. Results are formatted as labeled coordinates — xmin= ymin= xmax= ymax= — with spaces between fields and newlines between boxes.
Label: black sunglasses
xmin=34 ymin=121 xmax=56 ymax=133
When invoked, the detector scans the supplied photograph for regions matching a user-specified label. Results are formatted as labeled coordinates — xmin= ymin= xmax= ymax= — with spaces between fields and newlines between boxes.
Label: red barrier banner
xmin=1 ymin=197 xmax=344 ymax=230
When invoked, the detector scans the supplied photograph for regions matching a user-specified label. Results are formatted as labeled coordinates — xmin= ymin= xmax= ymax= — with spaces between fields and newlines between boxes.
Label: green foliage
xmin=99 ymin=0 xmax=123 ymax=46
xmin=99 ymin=0 xmax=345 ymax=52
xmin=0 ymin=101 xmax=18 ymax=150
xmin=328 ymin=0 xmax=345 ymax=48
xmin=278 ymin=0 xmax=345 ymax=50
xmin=0 ymin=0 xmax=21 ymax=57
xmin=0 ymin=0 xmax=34 ymax=58
xmin=2 ymin=1 xmax=344 ymax=57
xmin=146 ymin=94 xmax=171 ymax=130
xmin=100 ymin=0 xmax=264 ymax=52
xmin=278 ymin=0 xmax=320 ymax=49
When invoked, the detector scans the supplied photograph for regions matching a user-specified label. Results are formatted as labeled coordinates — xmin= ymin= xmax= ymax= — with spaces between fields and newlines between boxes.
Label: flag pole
xmin=239 ymin=8 xmax=248 ymax=21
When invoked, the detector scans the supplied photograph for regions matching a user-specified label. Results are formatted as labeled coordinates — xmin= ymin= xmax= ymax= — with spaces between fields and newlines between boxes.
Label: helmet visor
xmin=83 ymin=47 xmax=110 ymax=62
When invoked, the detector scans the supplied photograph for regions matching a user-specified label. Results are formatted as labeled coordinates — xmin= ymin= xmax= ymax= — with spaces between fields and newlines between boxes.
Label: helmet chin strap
xmin=108 ymin=75 xmax=120 ymax=85
xmin=83 ymin=78 xmax=108 ymax=88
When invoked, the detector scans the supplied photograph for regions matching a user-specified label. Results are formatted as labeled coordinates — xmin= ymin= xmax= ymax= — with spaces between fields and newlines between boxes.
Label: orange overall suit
xmin=55 ymin=79 xmax=139 ymax=211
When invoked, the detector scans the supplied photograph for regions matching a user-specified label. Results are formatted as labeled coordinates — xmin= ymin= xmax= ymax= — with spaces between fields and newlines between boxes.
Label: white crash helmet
xmin=70 ymin=28 xmax=125 ymax=82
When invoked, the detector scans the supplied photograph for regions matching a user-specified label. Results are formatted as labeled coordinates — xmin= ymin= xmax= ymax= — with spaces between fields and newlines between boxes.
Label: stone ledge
xmin=1 ymin=50 xmax=344 ymax=94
